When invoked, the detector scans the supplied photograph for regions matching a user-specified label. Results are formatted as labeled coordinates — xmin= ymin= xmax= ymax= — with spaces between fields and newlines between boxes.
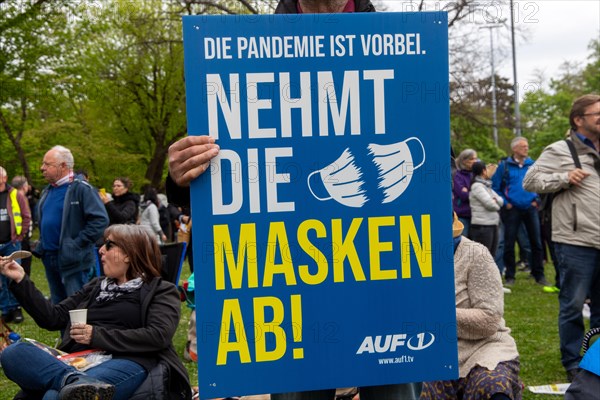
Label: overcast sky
xmin=383 ymin=1 xmax=599 ymax=94
xmin=506 ymin=0 xmax=599 ymax=93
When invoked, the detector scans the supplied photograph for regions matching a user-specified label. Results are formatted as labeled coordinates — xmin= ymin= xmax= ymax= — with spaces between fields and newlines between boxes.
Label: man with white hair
xmin=491 ymin=137 xmax=548 ymax=287
xmin=0 ymin=166 xmax=31 ymax=323
xmin=36 ymin=145 xmax=108 ymax=304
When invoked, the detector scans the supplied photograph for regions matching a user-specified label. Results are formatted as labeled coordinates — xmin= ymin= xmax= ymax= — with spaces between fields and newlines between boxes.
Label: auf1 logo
xmin=406 ymin=332 xmax=435 ymax=351
xmin=356 ymin=332 xmax=435 ymax=354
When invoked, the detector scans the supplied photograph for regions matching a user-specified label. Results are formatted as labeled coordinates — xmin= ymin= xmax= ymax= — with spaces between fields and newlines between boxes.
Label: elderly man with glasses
xmin=36 ymin=145 xmax=108 ymax=304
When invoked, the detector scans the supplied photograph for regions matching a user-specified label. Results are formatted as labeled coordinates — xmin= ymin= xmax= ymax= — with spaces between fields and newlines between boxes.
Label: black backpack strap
xmin=564 ymin=138 xmax=582 ymax=169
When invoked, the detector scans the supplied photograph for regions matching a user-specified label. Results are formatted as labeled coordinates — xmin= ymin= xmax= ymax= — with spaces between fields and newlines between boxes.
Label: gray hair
xmin=510 ymin=137 xmax=527 ymax=149
xmin=456 ymin=149 xmax=477 ymax=170
xmin=11 ymin=175 xmax=28 ymax=189
xmin=0 ymin=166 xmax=6 ymax=178
xmin=51 ymin=145 xmax=75 ymax=169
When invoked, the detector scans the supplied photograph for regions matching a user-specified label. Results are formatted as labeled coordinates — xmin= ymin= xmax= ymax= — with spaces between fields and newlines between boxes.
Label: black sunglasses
xmin=104 ymin=239 xmax=118 ymax=250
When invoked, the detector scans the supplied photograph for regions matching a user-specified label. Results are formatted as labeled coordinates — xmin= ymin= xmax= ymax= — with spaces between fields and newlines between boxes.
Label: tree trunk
xmin=146 ymin=143 xmax=168 ymax=190
xmin=0 ymin=110 xmax=31 ymax=182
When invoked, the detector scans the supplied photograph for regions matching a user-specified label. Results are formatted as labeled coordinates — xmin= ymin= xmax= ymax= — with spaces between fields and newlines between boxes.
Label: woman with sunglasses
xmin=0 ymin=224 xmax=191 ymax=400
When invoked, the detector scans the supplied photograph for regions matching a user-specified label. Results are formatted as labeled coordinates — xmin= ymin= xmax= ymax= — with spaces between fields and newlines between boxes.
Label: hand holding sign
xmin=168 ymin=135 xmax=220 ymax=187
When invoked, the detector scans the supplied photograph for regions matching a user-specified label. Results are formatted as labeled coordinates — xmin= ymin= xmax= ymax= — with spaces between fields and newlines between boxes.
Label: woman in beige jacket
xmin=420 ymin=215 xmax=521 ymax=400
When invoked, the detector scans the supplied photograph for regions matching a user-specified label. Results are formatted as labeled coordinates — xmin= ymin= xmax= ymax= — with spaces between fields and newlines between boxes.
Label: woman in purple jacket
xmin=452 ymin=149 xmax=478 ymax=238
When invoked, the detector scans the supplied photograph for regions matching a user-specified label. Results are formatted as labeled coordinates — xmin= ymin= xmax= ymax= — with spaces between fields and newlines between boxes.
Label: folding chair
xmin=159 ymin=242 xmax=187 ymax=284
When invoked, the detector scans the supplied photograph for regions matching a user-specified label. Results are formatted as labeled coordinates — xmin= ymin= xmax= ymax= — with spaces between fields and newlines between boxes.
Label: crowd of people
xmin=0 ymin=0 xmax=597 ymax=397
xmin=1 ymin=146 xmax=191 ymax=317
xmin=1 ymin=145 xmax=193 ymax=399
xmin=451 ymin=94 xmax=600 ymax=387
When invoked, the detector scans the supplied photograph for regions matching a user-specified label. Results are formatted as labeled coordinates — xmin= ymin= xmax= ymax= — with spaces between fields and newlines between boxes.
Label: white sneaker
xmin=503 ymin=287 xmax=512 ymax=294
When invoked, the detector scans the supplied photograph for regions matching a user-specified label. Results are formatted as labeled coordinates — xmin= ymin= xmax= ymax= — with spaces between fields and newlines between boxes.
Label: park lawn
xmin=0 ymin=259 xmax=578 ymax=400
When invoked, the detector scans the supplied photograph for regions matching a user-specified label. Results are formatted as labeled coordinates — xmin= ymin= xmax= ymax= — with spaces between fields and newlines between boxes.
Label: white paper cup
xmin=69 ymin=309 xmax=87 ymax=325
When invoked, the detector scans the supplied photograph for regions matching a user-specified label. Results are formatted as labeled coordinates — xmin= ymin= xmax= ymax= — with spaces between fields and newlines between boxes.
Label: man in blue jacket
xmin=36 ymin=145 xmax=108 ymax=304
xmin=492 ymin=137 xmax=548 ymax=286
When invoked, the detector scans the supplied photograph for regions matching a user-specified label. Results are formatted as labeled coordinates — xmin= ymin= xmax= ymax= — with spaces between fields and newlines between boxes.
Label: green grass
xmin=503 ymin=264 xmax=580 ymax=399
xmin=0 ymin=260 xmax=579 ymax=399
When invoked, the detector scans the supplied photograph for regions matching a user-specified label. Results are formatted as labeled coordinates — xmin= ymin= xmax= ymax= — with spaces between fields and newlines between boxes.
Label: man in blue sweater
xmin=36 ymin=145 xmax=108 ymax=304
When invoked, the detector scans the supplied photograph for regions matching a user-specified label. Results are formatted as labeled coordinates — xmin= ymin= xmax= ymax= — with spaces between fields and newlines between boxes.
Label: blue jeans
xmin=501 ymin=207 xmax=544 ymax=281
xmin=555 ymin=243 xmax=600 ymax=371
xmin=516 ymin=223 xmax=532 ymax=267
xmin=495 ymin=222 xmax=505 ymax=274
xmin=495 ymin=222 xmax=532 ymax=276
xmin=0 ymin=241 xmax=21 ymax=314
xmin=271 ymin=383 xmax=422 ymax=400
xmin=42 ymin=252 xmax=90 ymax=304
xmin=1 ymin=342 xmax=147 ymax=400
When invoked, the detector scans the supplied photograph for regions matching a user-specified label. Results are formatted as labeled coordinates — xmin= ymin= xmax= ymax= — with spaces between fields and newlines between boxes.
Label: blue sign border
xmin=183 ymin=12 xmax=457 ymax=399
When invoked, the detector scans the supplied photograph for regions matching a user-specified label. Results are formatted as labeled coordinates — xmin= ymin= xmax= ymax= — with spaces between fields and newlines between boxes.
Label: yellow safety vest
xmin=9 ymin=188 xmax=22 ymax=236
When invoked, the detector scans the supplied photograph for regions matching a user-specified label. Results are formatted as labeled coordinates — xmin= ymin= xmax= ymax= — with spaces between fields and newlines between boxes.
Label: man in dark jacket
xmin=37 ymin=145 xmax=109 ymax=304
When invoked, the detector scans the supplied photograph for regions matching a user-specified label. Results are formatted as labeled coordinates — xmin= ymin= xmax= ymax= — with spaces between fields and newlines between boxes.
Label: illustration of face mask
xmin=307 ymin=148 xmax=368 ymax=208
xmin=308 ymin=137 xmax=426 ymax=208
xmin=369 ymin=137 xmax=426 ymax=204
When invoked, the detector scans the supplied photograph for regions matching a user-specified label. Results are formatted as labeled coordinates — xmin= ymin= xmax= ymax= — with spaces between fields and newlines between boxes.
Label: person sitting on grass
xmin=0 ymin=224 xmax=191 ymax=400
xmin=420 ymin=214 xmax=522 ymax=400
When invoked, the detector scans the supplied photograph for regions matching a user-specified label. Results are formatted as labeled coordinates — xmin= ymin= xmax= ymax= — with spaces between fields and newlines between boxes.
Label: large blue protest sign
xmin=183 ymin=11 xmax=457 ymax=399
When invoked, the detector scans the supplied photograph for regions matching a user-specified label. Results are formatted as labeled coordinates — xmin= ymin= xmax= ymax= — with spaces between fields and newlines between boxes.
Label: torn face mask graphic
xmin=307 ymin=148 xmax=368 ymax=208
xmin=307 ymin=137 xmax=426 ymax=208
xmin=368 ymin=137 xmax=426 ymax=204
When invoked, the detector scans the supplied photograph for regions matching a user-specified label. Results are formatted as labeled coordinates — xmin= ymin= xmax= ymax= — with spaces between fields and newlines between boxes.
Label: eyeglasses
xmin=41 ymin=161 xmax=62 ymax=167
xmin=581 ymin=112 xmax=600 ymax=117
xmin=104 ymin=239 xmax=118 ymax=250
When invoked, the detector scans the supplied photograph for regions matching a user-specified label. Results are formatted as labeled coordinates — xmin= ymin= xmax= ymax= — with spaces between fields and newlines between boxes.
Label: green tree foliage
xmin=0 ymin=1 xmax=71 ymax=182
xmin=66 ymin=1 xmax=189 ymax=189
xmin=450 ymin=75 xmax=514 ymax=163
xmin=520 ymin=38 xmax=600 ymax=158
xmin=1 ymin=1 xmax=596 ymax=192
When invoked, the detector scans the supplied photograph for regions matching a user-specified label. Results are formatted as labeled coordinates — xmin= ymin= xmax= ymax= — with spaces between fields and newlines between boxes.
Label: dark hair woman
xmin=0 ymin=224 xmax=191 ymax=400
xmin=100 ymin=177 xmax=140 ymax=225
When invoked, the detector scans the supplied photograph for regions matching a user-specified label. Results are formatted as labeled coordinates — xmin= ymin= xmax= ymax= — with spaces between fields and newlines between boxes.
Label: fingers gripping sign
xmin=168 ymin=135 xmax=220 ymax=187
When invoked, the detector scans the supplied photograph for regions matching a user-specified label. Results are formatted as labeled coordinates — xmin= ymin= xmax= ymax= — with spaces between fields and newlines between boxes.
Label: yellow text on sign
xmin=213 ymin=214 xmax=432 ymax=290
xmin=216 ymin=294 xmax=303 ymax=365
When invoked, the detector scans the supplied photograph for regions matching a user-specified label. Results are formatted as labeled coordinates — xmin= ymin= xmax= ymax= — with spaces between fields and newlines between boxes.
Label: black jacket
xmin=10 ymin=276 xmax=192 ymax=400
xmin=275 ymin=0 xmax=376 ymax=13
xmin=105 ymin=191 xmax=140 ymax=225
